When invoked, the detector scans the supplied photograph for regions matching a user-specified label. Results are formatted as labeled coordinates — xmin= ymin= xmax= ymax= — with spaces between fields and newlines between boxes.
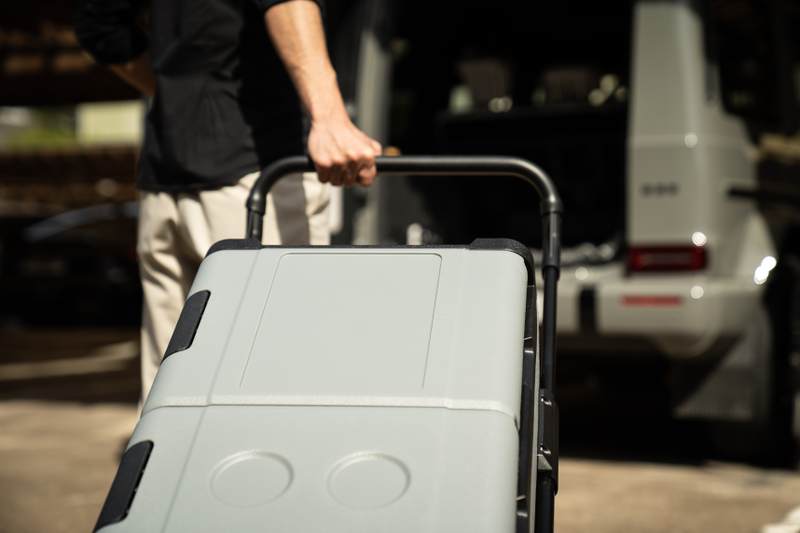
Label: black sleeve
xmin=74 ymin=0 xmax=149 ymax=65
xmin=250 ymin=0 xmax=326 ymax=18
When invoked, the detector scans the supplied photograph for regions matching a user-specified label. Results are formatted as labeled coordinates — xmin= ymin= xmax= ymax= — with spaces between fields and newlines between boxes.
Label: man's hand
xmin=307 ymin=114 xmax=382 ymax=187
xmin=265 ymin=0 xmax=381 ymax=187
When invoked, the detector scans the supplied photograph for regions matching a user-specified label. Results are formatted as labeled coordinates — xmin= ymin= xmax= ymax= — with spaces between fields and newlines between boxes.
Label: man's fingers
xmin=318 ymin=155 xmax=345 ymax=186
xmin=346 ymin=149 xmax=372 ymax=188
xmin=355 ymin=142 xmax=378 ymax=187
xmin=307 ymin=121 xmax=381 ymax=188
xmin=313 ymin=157 xmax=331 ymax=184
xmin=357 ymin=160 xmax=377 ymax=188
xmin=342 ymin=152 xmax=360 ymax=188
xmin=328 ymin=161 xmax=344 ymax=186
xmin=315 ymin=166 xmax=329 ymax=184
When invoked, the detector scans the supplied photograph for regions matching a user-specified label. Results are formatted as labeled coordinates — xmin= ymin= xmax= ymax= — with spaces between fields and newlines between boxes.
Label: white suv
xmin=330 ymin=0 xmax=799 ymax=457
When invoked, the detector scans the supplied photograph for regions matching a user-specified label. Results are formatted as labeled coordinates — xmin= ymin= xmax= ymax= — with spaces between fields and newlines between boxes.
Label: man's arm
xmin=75 ymin=0 xmax=156 ymax=96
xmin=265 ymin=0 xmax=382 ymax=187
xmin=109 ymin=51 xmax=157 ymax=97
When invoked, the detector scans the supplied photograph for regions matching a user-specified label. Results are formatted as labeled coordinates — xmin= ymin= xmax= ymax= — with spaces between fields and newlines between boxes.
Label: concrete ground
xmin=1 ymin=330 xmax=800 ymax=533
xmin=557 ymin=457 xmax=800 ymax=533
xmin=0 ymin=401 xmax=137 ymax=533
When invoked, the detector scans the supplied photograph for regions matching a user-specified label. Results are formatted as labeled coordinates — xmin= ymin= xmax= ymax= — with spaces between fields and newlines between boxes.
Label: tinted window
xmin=709 ymin=0 xmax=789 ymax=130
xmin=383 ymin=0 xmax=633 ymax=248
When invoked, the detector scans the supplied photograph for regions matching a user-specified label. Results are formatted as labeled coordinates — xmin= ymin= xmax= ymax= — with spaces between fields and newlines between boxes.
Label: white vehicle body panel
xmin=543 ymin=2 xmax=777 ymax=358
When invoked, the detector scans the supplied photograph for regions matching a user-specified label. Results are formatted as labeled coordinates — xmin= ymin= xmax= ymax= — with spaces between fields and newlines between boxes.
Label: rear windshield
xmin=386 ymin=0 xmax=634 ymax=248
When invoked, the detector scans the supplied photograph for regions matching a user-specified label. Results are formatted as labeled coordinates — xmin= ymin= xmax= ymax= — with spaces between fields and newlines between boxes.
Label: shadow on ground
xmin=0 ymin=329 xmax=141 ymax=404
xmin=556 ymin=371 xmax=796 ymax=470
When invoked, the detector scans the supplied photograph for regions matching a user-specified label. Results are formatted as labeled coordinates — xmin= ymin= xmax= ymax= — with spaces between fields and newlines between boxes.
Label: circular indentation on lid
xmin=328 ymin=453 xmax=409 ymax=509
xmin=211 ymin=452 xmax=292 ymax=507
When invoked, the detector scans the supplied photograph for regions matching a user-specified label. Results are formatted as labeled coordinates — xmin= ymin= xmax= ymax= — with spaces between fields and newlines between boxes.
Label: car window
xmin=709 ymin=0 xmax=798 ymax=133
xmin=382 ymin=0 xmax=633 ymax=248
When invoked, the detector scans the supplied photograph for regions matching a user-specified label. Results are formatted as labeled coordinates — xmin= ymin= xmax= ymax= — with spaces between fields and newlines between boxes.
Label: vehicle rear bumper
xmin=540 ymin=262 xmax=765 ymax=358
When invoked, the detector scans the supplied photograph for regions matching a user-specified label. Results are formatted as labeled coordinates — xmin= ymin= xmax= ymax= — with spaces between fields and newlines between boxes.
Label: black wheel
xmin=767 ymin=254 xmax=800 ymax=465
xmin=791 ymin=350 xmax=800 ymax=462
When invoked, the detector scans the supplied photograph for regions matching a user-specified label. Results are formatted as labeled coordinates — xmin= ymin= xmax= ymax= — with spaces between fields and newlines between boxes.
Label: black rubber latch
xmin=206 ymin=238 xmax=262 ymax=258
xmin=517 ymin=337 xmax=537 ymax=504
xmin=468 ymin=238 xmax=535 ymax=285
xmin=536 ymin=389 xmax=560 ymax=494
xmin=93 ymin=441 xmax=153 ymax=532
xmin=162 ymin=290 xmax=210 ymax=362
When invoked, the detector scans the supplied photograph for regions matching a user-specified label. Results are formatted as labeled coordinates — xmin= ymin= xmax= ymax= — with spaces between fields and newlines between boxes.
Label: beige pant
xmin=138 ymin=171 xmax=330 ymax=404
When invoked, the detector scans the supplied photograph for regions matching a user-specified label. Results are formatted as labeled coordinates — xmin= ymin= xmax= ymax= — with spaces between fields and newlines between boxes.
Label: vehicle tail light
xmin=619 ymin=296 xmax=682 ymax=307
xmin=627 ymin=245 xmax=706 ymax=272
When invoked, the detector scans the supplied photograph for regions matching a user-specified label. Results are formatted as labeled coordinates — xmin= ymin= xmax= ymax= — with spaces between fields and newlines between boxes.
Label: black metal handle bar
xmin=245 ymin=154 xmax=562 ymax=392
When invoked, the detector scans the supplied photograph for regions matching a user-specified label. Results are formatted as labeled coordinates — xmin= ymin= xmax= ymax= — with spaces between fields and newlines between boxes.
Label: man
xmin=75 ymin=0 xmax=381 ymax=403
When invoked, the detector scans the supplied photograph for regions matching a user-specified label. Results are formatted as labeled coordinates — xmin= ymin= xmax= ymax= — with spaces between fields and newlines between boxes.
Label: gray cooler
xmin=94 ymin=156 xmax=563 ymax=533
